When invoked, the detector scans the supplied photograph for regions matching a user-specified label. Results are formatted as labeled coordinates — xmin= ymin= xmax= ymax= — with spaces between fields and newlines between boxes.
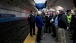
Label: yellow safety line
xmin=23 ymin=26 xmax=38 ymax=43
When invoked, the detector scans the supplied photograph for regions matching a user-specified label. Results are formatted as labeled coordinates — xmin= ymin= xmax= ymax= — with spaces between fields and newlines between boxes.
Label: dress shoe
xmin=36 ymin=41 xmax=41 ymax=43
xmin=42 ymin=35 xmax=45 ymax=37
xmin=30 ymin=35 xmax=33 ymax=37
xmin=70 ymin=38 xmax=73 ymax=40
xmin=40 ymin=38 xmax=42 ymax=40
xmin=55 ymin=38 xmax=59 ymax=42
xmin=33 ymin=34 xmax=36 ymax=35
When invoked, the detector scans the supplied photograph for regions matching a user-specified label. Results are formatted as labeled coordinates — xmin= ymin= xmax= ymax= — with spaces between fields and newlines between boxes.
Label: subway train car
xmin=0 ymin=0 xmax=76 ymax=43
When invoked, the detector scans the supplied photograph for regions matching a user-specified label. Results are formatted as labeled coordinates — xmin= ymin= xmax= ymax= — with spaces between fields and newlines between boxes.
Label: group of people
xmin=28 ymin=9 xmax=76 ymax=43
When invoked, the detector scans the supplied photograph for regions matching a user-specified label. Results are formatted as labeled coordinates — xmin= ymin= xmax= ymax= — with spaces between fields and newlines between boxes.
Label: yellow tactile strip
xmin=23 ymin=26 xmax=37 ymax=43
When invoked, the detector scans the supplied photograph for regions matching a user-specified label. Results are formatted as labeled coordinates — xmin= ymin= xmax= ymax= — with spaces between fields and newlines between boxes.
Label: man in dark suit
xmin=70 ymin=10 xmax=76 ymax=43
xmin=28 ymin=10 xmax=36 ymax=37
xmin=45 ymin=10 xmax=53 ymax=33
xmin=58 ymin=11 xmax=67 ymax=29
xmin=41 ymin=9 xmax=47 ymax=36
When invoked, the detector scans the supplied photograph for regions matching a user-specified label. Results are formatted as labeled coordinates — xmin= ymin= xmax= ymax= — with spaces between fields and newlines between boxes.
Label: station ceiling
xmin=0 ymin=0 xmax=75 ymax=12
xmin=46 ymin=0 xmax=74 ymax=10
xmin=0 ymin=0 xmax=37 ymax=12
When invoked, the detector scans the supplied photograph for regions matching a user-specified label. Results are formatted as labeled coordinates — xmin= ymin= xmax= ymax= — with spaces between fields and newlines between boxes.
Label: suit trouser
xmin=67 ymin=23 xmax=70 ymax=30
xmin=55 ymin=26 xmax=58 ymax=39
xmin=45 ymin=23 xmax=52 ymax=33
xmin=58 ymin=28 xmax=66 ymax=43
xmin=45 ymin=25 xmax=51 ymax=33
xmin=36 ymin=27 xmax=42 ymax=42
xmin=52 ymin=24 xmax=56 ymax=37
xmin=30 ymin=23 xmax=35 ymax=36
xmin=42 ymin=24 xmax=45 ymax=35
xmin=73 ymin=31 xmax=76 ymax=43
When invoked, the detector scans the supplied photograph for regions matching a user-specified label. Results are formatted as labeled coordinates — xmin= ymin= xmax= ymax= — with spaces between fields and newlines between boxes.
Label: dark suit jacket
xmin=58 ymin=14 xmax=67 ymax=29
xmin=28 ymin=14 xmax=35 ymax=23
xmin=45 ymin=15 xmax=52 ymax=25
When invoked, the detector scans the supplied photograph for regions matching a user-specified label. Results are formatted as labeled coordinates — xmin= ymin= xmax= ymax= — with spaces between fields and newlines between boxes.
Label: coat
xmin=28 ymin=14 xmax=35 ymax=23
xmin=36 ymin=15 xmax=44 ymax=28
xmin=58 ymin=14 xmax=67 ymax=29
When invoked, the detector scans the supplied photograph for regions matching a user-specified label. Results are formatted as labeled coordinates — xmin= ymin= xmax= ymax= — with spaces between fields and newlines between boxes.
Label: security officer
xmin=66 ymin=10 xmax=72 ymax=30
xmin=28 ymin=10 xmax=36 ymax=37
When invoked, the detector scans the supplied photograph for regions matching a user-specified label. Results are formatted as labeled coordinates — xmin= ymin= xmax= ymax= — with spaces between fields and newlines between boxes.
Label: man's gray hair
xmin=42 ymin=8 xmax=48 ymax=11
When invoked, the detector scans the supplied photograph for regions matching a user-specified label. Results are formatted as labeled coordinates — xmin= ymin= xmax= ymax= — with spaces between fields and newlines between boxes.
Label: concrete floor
xmin=35 ymin=31 xmax=73 ymax=43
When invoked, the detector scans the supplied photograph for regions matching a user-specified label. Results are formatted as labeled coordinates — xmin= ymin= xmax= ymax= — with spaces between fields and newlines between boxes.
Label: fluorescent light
xmin=49 ymin=8 xmax=55 ymax=11
xmin=55 ymin=6 xmax=64 ymax=10
xmin=34 ymin=0 xmax=46 ymax=3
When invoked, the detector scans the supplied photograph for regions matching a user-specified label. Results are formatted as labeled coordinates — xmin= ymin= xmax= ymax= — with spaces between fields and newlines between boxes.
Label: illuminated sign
xmin=0 ymin=14 xmax=15 ymax=18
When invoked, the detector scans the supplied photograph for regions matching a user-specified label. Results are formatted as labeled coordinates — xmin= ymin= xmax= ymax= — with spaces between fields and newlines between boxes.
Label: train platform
xmin=23 ymin=26 xmax=73 ymax=43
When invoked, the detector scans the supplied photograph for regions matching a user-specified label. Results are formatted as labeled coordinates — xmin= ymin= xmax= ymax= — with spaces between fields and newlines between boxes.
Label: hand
xmin=50 ymin=22 xmax=52 ymax=23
